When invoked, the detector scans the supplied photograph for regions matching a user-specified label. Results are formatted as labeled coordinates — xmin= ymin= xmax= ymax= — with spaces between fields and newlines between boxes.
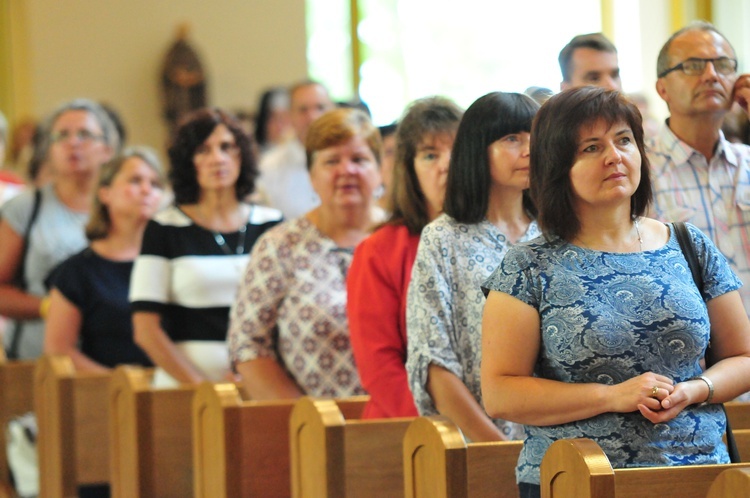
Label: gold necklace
xmin=575 ymin=218 xmax=643 ymax=252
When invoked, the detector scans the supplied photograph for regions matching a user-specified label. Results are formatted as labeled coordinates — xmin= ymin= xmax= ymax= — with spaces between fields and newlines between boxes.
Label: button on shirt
xmin=647 ymin=122 xmax=750 ymax=314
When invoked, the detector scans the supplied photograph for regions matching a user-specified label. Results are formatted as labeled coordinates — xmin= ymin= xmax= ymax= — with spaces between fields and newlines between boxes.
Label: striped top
xmin=129 ymin=204 xmax=283 ymax=342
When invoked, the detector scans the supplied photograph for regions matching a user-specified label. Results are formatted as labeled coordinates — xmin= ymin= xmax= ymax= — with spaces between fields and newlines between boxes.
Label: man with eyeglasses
xmin=649 ymin=21 xmax=750 ymax=316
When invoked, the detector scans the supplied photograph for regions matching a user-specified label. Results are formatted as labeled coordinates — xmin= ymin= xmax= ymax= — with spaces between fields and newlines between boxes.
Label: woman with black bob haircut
xmin=482 ymin=87 xmax=750 ymax=498
xmin=130 ymin=107 xmax=283 ymax=387
xmin=406 ymin=91 xmax=541 ymax=442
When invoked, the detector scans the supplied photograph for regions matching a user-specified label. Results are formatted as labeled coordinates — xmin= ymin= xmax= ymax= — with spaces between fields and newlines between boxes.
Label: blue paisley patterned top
xmin=482 ymin=222 xmax=741 ymax=485
xmin=406 ymin=214 xmax=541 ymax=440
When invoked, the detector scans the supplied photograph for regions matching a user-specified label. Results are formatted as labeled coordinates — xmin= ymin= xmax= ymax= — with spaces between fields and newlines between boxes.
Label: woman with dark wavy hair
xmin=482 ymin=87 xmax=750 ymax=498
xmin=130 ymin=108 xmax=282 ymax=387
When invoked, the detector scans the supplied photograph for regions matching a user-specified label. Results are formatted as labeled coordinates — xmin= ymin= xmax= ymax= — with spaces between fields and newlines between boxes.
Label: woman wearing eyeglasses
xmin=130 ymin=108 xmax=282 ymax=387
xmin=406 ymin=92 xmax=540 ymax=442
xmin=228 ymin=108 xmax=381 ymax=400
xmin=0 ymin=99 xmax=118 ymax=359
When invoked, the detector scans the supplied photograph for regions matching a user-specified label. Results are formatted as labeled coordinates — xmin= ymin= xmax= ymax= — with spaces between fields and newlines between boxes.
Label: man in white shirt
xmin=648 ymin=21 xmax=750 ymax=313
xmin=256 ymin=80 xmax=334 ymax=219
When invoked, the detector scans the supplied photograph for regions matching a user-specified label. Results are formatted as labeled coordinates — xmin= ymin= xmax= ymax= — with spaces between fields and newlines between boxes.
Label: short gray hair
xmin=656 ymin=21 xmax=736 ymax=77
xmin=41 ymin=98 xmax=121 ymax=156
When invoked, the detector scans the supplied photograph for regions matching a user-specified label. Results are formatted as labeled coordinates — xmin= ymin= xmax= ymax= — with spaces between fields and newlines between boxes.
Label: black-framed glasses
xmin=658 ymin=57 xmax=738 ymax=78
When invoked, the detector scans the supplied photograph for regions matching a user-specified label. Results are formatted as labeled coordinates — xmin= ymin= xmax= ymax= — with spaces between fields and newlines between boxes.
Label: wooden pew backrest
xmin=402 ymin=416 xmax=522 ymax=498
xmin=289 ymin=396 xmax=407 ymax=498
xmin=109 ymin=365 xmax=195 ymax=498
xmin=35 ymin=355 xmax=111 ymax=498
xmin=540 ymin=437 xmax=750 ymax=498
xmin=0 ymin=357 xmax=35 ymax=495
xmin=192 ymin=382 xmax=298 ymax=498
xmin=707 ymin=467 xmax=750 ymax=497
xmin=725 ymin=401 xmax=750 ymax=430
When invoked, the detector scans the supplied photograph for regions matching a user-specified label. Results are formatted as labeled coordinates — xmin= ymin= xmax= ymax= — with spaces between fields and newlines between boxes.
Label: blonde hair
xmin=85 ymin=146 xmax=164 ymax=241
xmin=304 ymin=108 xmax=382 ymax=170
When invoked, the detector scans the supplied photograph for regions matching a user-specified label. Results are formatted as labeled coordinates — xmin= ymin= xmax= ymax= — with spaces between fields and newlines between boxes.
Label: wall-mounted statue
xmin=161 ymin=23 xmax=207 ymax=133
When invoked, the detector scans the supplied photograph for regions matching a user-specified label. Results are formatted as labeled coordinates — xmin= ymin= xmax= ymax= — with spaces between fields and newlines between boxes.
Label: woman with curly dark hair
xmin=130 ymin=107 xmax=282 ymax=387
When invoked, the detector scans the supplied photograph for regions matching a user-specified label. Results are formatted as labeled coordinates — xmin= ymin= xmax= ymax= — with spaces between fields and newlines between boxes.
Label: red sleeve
xmin=347 ymin=226 xmax=419 ymax=418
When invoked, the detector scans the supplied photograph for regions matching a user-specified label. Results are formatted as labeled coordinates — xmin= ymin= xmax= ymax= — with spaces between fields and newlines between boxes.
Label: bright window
xmin=307 ymin=1 xmax=646 ymax=126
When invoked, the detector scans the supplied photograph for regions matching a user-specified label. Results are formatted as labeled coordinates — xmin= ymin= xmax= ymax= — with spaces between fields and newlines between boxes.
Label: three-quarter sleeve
xmin=405 ymin=225 xmax=462 ymax=416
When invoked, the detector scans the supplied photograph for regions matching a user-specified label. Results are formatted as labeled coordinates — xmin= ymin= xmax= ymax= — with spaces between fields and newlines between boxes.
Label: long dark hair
xmin=389 ymin=96 xmax=463 ymax=234
xmin=444 ymin=92 xmax=539 ymax=224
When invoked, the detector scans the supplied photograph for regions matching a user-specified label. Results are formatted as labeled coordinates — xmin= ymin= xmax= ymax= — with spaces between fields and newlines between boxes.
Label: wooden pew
xmin=109 ymin=365 xmax=196 ymax=498
xmin=707 ymin=467 xmax=750 ymax=497
xmin=0 ymin=350 xmax=35 ymax=498
xmin=725 ymin=401 xmax=750 ymax=430
xmin=34 ymin=355 xmax=111 ymax=498
xmin=193 ymin=382 xmax=296 ymax=498
xmin=402 ymin=416 xmax=522 ymax=498
xmin=289 ymin=396 xmax=409 ymax=498
xmin=193 ymin=385 xmax=368 ymax=498
xmin=540 ymin=437 xmax=750 ymax=498
xmin=730 ymin=428 xmax=750 ymax=463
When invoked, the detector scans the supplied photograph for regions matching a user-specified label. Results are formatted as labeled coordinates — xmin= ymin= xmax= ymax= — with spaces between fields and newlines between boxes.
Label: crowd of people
xmin=2 ymin=20 xmax=750 ymax=498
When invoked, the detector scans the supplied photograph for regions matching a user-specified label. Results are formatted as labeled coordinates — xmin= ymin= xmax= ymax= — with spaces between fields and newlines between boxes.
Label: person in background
xmin=347 ymin=97 xmax=463 ymax=418
xmin=0 ymin=110 xmax=25 ymax=205
xmin=45 ymin=148 xmax=164 ymax=371
xmin=254 ymin=87 xmax=292 ymax=156
xmin=256 ymin=80 xmax=335 ymax=219
xmin=524 ymin=86 xmax=554 ymax=105
xmin=406 ymin=92 xmax=540 ymax=441
xmin=649 ymin=22 xmax=750 ymax=319
xmin=130 ymin=108 xmax=282 ymax=387
xmin=559 ymin=32 xmax=622 ymax=91
xmin=481 ymin=86 xmax=750 ymax=498
xmin=0 ymin=99 xmax=118 ymax=358
xmin=229 ymin=108 xmax=382 ymax=399
xmin=376 ymin=122 xmax=397 ymax=212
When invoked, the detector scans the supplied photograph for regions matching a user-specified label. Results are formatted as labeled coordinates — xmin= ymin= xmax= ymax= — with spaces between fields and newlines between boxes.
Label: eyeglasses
xmin=658 ymin=57 xmax=738 ymax=78
xmin=50 ymin=129 xmax=104 ymax=144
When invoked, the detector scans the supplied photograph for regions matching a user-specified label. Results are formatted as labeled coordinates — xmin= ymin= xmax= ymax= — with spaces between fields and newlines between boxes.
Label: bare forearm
xmin=483 ymin=376 xmax=617 ymax=426
xmin=427 ymin=364 xmax=505 ymax=442
xmin=698 ymin=356 xmax=750 ymax=404
xmin=0 ymin=286 xmax=42 ymax=319
xmin=62 ymin=348 xmax=109 ymax=373
xmin=236 ymin=358 xmax=304 ymax=400
xmin=133 ymin=314 xmax=205 ymax=384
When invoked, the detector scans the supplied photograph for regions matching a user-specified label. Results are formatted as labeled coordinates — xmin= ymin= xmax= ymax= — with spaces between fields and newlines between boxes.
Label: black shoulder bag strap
xmin=673 ymin=221 xmax=740 ymax=463
xmin=7 ymin=189 xmax=42 ymax=359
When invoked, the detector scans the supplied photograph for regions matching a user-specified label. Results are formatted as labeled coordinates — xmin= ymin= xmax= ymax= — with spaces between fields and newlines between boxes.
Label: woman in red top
xmin=347 ymin=97 xmax=463 ymax=418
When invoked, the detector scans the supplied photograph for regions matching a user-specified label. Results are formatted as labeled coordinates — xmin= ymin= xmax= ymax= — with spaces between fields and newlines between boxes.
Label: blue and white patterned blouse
xmin=482 ymin=222 xmax=741 ymax=485
xmin=406 ymin=214 xmax=540 ymax=439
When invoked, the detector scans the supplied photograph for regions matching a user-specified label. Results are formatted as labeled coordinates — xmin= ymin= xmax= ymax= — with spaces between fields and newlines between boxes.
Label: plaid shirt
xmin=647 ymin=122 xmax=750 ymax=314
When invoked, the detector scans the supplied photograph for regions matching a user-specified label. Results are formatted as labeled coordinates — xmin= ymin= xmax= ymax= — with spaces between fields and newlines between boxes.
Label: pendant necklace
xmin=634 ymin=217 xmax=643 ymax=252
xmin=213 ymin=224 xmax=247 ymax=255
xmin=210 ymin=206 xmax=252 ymax=255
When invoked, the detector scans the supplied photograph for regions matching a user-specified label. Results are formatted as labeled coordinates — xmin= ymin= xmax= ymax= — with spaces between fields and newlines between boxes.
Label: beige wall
xmin=22 ymin=0 xmax=307 ymax=154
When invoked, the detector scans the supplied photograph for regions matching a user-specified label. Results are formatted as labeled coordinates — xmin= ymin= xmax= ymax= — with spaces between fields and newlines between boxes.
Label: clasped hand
xmin=611 ymin=372 xmax=694 ymax=423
